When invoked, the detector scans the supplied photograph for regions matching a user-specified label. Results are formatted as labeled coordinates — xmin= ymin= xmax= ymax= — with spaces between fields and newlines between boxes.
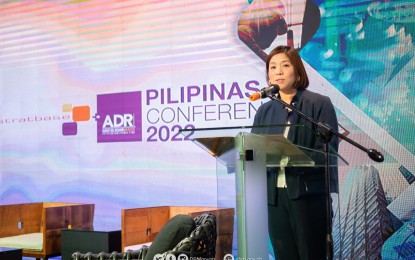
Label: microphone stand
xmin=266 ymin=91 xmax=384 ymax=260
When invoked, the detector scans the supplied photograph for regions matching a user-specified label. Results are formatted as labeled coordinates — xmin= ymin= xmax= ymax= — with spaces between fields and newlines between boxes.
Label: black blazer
xmin=252 ymin=89 xmax=339 ymax=201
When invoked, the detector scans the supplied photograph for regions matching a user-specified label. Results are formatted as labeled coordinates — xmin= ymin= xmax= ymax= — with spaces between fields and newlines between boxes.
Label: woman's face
xmin=268 ymin=52 xmax=297 ymax=93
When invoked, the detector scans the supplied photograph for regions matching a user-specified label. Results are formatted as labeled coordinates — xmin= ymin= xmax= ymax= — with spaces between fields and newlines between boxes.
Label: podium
xmin=181 ymin=125 xmax=344 ymax=259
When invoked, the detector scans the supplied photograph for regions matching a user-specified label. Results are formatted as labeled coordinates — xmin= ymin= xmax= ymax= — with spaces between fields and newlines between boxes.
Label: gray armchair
xmin=71 ymin=212 xmax=217 ymax=260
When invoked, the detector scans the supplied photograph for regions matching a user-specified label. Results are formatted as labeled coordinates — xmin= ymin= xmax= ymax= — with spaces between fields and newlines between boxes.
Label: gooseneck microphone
xmin=249 ymin=84 xmax=280 ymax=101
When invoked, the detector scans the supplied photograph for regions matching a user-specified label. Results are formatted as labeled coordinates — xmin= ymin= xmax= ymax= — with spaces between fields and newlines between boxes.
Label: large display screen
xmin=1 ymin=0 xmax=414 ymax=258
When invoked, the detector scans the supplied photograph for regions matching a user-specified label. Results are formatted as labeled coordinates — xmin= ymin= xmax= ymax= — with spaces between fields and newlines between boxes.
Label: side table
xmin=61 ymin=229 xmax=121 ymax=260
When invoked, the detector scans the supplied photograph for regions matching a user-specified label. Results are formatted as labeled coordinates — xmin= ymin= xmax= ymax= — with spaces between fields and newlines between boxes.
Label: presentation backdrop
xmin=0 ymin=0 xmax=414 ymax=258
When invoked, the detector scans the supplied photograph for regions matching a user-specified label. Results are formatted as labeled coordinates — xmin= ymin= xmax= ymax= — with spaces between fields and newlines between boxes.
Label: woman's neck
xmin=279 ymin=90 xmax=297 ymax=104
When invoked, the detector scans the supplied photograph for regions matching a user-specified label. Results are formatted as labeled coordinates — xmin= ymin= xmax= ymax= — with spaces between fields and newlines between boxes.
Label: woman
xmin=252 ymin=45 xmax=339 ymax=259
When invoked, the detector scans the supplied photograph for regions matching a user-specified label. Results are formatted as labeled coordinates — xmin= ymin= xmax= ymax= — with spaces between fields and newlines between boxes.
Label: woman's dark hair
xmin=265 ymin=45 xmax=309 ymax=90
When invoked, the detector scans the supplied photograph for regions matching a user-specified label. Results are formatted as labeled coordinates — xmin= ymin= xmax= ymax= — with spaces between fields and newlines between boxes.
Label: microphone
xmin=249 ymin=84 xmax=280 ymax=101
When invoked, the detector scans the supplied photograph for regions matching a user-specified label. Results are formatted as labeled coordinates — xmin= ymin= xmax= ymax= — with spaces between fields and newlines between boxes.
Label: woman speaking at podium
xmin=252 ymin=45 xmax=339 ymax=260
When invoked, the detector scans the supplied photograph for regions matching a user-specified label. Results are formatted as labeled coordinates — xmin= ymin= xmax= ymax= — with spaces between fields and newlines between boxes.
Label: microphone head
xmin=368 ymin=149 xmax=384 ymax=162
xmin=249 ymin=92 xmax=261 ymax=101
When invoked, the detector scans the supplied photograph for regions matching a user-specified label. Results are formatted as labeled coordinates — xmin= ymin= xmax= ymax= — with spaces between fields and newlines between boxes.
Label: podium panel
xmin=181 ymin=125 xmax=345 ymax=259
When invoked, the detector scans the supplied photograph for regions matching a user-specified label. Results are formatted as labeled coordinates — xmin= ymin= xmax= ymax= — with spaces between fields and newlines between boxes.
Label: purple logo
xmin=95 ymin=91 xmax=142 ymax=143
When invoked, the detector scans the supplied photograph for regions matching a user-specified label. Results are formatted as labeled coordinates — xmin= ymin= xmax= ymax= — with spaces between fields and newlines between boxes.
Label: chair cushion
xmin=0 ymin=232 xmax=43 ymax=251
xmin=124 ymin=242 xmax=152 ymax=251
xmin=145 ymin=214 xmax=196 ymax=260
